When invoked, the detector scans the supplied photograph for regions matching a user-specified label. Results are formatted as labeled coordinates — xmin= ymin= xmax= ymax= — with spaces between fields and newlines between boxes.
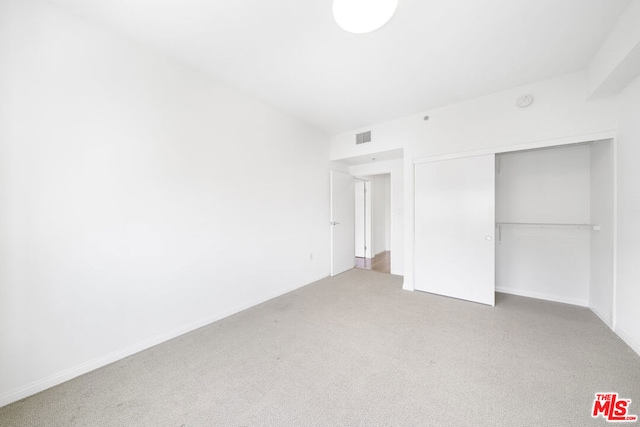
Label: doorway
xmin=354 ymin=173 xmax=391 ymax=274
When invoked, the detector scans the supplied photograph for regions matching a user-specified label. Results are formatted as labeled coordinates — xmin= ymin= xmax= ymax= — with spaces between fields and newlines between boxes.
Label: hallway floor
xmin=355 ymin=251 xmax=390 ymax=274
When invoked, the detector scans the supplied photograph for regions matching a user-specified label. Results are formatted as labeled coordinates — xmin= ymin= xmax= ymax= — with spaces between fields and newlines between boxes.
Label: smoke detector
xmin=517 ymin=95 xmax=534 ymax=108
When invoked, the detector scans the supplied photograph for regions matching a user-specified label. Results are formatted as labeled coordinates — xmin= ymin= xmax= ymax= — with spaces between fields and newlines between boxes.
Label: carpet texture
xmin=1 ymin=269 xmax=639 ymax=426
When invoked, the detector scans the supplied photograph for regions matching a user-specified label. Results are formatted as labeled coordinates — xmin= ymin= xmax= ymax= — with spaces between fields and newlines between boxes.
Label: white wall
xmin=331 ymin=117 xmax=419 ymax=163
xmin=331 ymin=72 xmax=617 ymax=161
xmin=615 ymin=75 xmax=640 ymax=356
xmin=589 ymin=140 xmax=615 ymax=326
xmin=0 ymin=0 xmax=330 ymax=406
xmin=496 ymin=145 xmax=591 ymax=306
xmin=588 ymin=0 xmax=640 ymax=98
xmin=372 ymin=174 xmax=390 ymax=255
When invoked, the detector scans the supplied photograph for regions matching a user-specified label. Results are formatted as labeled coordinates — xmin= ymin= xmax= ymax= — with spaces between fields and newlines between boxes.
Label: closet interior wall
xmin=496 ymin=141 xmax=613 ymax=309
xmin=589 ymin=140 xmax=614 ymax=327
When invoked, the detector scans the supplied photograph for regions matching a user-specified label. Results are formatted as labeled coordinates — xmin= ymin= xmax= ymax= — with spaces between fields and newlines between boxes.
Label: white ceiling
xmin=51 ymin=0 xmax=630 ymax=135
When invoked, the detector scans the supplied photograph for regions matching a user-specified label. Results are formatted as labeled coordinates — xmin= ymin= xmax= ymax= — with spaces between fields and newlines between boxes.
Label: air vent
xmin=356 ymin=131 xmax=371 ymax=145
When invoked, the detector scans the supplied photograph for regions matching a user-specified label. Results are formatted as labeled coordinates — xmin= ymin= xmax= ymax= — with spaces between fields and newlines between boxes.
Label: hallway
xmin=355 ymin=251 xmax=390 ymax=274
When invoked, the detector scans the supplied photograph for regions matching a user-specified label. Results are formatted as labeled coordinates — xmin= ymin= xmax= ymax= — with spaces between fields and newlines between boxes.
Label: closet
xmin=414 ymin=139 xmax=614 ymax=321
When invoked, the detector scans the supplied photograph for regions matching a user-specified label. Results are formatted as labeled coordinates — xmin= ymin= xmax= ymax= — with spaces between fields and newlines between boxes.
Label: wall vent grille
xmin=356 ymin=131 xmax=371 ymax=145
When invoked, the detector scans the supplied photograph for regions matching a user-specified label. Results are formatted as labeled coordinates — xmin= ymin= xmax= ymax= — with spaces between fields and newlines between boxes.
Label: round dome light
xmin=333 ymin=0 xmax=398 ymax=34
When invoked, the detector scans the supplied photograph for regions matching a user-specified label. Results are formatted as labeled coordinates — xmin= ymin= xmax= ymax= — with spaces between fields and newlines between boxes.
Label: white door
xmin=354 ymin=179 xmax=366 ymax=258
xmin=331 ymin=171 xmax=355 ymax=276
xmin=414 ymin=154 xmax=495 ymax=306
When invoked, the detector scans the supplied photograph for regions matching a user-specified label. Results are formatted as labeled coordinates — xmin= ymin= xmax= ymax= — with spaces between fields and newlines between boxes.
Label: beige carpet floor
xmin=1 ymin=268 xmax=639 ymax=426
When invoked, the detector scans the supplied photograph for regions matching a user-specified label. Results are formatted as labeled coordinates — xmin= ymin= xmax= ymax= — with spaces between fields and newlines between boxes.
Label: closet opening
xmin=413 ymin=138 xmax=614 ymax=315
xmin=495 ymin=139 xmax=614 ymax=323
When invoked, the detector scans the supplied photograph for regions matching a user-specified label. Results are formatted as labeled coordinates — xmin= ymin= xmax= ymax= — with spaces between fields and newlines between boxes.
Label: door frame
xmin=354 ymin=178 xmax=368 ymax=258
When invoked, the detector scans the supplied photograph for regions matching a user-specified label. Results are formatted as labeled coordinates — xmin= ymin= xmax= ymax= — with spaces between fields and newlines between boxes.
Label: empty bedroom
xmin=1 ymin=0 xmax=640 ymax=426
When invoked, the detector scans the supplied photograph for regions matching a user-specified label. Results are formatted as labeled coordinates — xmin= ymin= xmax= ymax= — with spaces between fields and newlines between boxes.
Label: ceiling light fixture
xmin=333 ymin=0 xmax=398 ymax=34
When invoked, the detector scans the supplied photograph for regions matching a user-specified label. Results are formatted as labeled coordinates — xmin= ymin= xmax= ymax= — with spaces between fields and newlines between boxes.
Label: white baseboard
xmin=0 ymin=275 xmax=328 ymax=408
xmin=614 ymin=326 xmax=640 ymax=358
xmin=589 ymin=304 xmax=613 ymax=329
xmin=495 ymin=287 xmax=588 ymax=307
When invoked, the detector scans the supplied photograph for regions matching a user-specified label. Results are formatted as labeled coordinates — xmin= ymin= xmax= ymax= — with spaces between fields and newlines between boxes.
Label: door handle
xmin=330 ymin=221 xmax=341 ymax=225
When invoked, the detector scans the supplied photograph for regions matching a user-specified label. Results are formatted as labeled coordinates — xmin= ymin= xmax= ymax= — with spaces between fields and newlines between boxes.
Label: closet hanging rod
xmin=496 ymin=222 xmax=595 ymax=228
xmin=495 ymin=222 xmax=600 ymax=242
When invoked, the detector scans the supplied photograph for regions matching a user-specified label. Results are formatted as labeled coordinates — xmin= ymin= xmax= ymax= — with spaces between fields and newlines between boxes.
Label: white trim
xmin=364 ymin=180 xmax=372 ymax=258
xmin=414 ymin=130 xmax=617 ymax=164
xmin=615 ymin=326 xmax=640 ymax=358
xmin=0 ymin=275 xmax=327 ymax=408
xmin=404 ymin=161 xmax=415 ymax=291
xmin=611 ymin=137 xmax=618 ymax=330
xmin=329 ymin=170 xmax=338 ymax=276
xmin=353 ymin=168 xmax=394 ymax=176
xmin=496 ymin=287 xmax=588 ymax=307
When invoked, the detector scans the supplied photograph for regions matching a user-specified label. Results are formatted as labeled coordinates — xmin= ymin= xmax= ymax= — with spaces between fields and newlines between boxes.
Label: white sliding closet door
xmin=414 ymin=154 xmax=495 ymax=306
